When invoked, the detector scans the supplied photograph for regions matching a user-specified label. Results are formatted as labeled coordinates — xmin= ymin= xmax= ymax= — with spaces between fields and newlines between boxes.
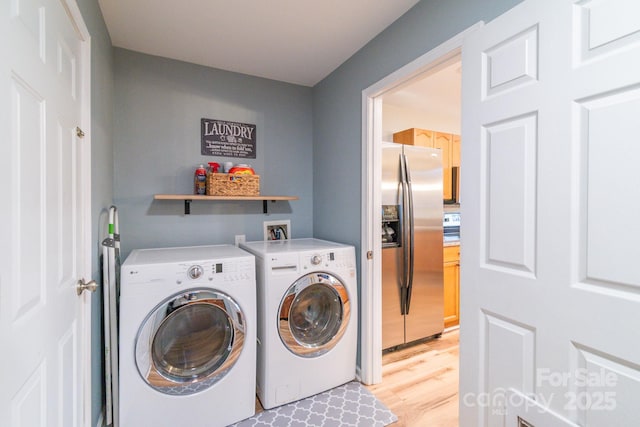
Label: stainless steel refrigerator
xmin=381 ymin=142 xmax=444 ymax=350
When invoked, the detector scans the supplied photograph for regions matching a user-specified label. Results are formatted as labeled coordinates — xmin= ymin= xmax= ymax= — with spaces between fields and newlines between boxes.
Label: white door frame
xmin=359 ymin=22 xmax=482 ymax=384
xmin=63 ymin=0 xmax=93 ymax=424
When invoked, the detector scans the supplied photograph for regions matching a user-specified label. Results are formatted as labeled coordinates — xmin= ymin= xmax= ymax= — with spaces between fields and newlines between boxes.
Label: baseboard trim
xmin=444 ymin=325 xmax=460 ymax=334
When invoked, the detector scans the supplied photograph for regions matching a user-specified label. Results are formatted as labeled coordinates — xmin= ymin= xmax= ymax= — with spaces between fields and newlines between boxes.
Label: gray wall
xmin=76 ymin=0 xmax=114 ymax=426
xmin=312 ymin=0 xmax=522 ymax=246
xmin=311 ymin=0 xmax=523 ymax=355
xmin=113 ymin=49 xmax=313 ymax=260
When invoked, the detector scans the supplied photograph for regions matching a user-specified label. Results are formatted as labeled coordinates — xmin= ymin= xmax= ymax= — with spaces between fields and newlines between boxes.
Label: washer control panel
xmin=122 ymin=258 xmax=254 ymax=287
xmin=187 ymin=265 xmax=204 ymax=279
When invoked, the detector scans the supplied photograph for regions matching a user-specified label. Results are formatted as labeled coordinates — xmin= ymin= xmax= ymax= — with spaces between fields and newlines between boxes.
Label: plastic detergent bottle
xmin=194 ymin=164 xmax=207 ymax=195
xmin=228 ymin=164 xmax=255 ymax=175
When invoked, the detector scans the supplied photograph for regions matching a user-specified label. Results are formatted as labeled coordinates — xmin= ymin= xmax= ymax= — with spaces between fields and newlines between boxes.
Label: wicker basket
xmin=207 ymin=173 xmax=260 ymax=196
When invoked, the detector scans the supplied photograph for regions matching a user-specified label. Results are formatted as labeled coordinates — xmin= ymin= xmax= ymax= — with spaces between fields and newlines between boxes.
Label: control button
xmin=187 ymin=265 xmax=204 ymax=280
xmin=311 ymin=255 xmax=322 ymax=265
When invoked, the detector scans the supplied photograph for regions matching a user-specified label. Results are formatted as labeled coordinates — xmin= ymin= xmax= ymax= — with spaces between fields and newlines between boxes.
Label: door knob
xmin=76 ymin=278 xmax=98 ymax=295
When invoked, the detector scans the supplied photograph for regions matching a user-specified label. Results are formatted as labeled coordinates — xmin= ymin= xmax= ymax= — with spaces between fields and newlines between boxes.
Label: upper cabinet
xmin=393 ymin=128 xmax=460 ymax=201
xmin=451 ymin=134 xmax=460 ymax=168
xmin=392 ymin=128 xmax=435 ymax=147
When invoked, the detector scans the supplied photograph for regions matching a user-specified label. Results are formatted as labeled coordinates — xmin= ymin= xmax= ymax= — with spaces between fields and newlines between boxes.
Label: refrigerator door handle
xmin=400 ymin=153 xmax=411 ymax=315
xmin=404 ymin=154 xmax=415 ymax=314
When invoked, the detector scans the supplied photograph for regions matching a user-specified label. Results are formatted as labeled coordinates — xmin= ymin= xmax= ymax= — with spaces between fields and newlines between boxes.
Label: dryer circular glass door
xmin=278 ymin=272 xmax=351 ymax=358
xmin=135 ymin=288 xmax=246 ymax=395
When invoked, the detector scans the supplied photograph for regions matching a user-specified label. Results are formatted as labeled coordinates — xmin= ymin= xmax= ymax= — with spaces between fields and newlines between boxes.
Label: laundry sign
xmin=201 ymin=118 xmax=257 ymax=159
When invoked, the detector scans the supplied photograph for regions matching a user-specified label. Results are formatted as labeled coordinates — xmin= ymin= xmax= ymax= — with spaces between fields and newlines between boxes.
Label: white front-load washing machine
xmin=119 ymin=245 xmax=256 ymax=427
xmin=239 ymin=238 xmax=358 ymax=409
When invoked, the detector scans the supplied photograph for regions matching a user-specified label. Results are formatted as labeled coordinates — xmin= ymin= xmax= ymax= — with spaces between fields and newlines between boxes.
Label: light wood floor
xmin=366 ymin=329 xmax=460 ymax=427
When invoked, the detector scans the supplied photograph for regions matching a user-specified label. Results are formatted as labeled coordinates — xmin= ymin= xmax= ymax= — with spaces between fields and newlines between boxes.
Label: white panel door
xmin=0 ymin=0 xmax=91 ymax=426
xmin=460 ymin=0 xmax=640 ymax=426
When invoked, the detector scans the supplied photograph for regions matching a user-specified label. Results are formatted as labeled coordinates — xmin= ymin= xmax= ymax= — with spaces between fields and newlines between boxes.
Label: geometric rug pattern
xmin=231 ymin=381 xmax=398 ymax=427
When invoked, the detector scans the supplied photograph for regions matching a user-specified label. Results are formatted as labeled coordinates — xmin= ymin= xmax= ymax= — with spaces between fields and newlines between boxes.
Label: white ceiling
xmin=383 ymin=59 xmax=461 ymax=116
xmin=98 ymin=0 xmax=420 ymax=87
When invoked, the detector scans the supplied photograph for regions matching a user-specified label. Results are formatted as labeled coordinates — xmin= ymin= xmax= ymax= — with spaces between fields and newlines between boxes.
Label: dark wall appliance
xmin=444 ymin=166 xmax=460 ymax=205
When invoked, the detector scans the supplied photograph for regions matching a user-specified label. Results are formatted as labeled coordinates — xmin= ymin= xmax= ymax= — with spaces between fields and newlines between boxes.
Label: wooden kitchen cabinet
xmin=451 ymin=134 xmax=460 ymax=167
xmin=443 ymin=245 xmax=460 ymax=328
xmin=392 ymin=128 xmax=435 ymax=147
xmin=393 ymin=128 xmax=460 ymax=200
xmin=434 ymin=132 xmax=453 ymax=200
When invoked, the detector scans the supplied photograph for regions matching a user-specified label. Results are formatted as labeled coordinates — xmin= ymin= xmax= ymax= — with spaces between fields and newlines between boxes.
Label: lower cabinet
xmin=443 ymin=245 xmax=460 ymax=328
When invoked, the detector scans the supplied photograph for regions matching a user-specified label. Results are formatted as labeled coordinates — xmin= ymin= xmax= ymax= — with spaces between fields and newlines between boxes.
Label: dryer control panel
xmin=300 ymin=250 xmax=355 ymax=271
xmin=265 ymin=246 xmax=356 ymax=276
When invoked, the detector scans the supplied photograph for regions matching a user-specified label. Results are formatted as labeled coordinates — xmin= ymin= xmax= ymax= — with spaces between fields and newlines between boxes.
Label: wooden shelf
xmin=154 ymin=194 xmax=298 ymax=214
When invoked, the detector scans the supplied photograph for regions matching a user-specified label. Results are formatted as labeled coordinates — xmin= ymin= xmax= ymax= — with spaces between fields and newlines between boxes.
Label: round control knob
xmin=187 ymin=265 xmax=204 ymax=280
xmin=311 ymin=255 xmax=322 ymax=265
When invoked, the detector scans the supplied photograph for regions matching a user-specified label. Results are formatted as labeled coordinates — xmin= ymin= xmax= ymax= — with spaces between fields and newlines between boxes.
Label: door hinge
xmin=76 ymin=127 xmax=85 ymax=138
xmin=366 ymin=251 xmax=373 ymax=260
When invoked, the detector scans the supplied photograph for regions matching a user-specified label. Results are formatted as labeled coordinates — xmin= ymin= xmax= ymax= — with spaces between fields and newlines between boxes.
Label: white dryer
xmin=119 ymin=245 xmax=256 ymax=427
xmin=239 ymin=238 xmax=358 ymax=409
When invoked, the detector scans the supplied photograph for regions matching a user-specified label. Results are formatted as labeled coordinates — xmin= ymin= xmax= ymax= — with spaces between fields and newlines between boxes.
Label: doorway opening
xmin=358 ymin=26 xmax=473 ymax=424
xmin=359 ymin=23 xmax=481 ymax=387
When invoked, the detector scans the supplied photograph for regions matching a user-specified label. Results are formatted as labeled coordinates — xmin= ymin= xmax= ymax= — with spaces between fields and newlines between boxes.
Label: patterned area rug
xmin=232 ymin=381 xmax=397 ymax=427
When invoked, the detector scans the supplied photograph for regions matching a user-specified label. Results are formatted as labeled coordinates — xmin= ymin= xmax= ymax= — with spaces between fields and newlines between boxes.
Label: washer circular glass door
xmin=278 ymin=272 xmax=351 ymax=358
xmin=135 ymin=288 xmax=246 ymax=395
